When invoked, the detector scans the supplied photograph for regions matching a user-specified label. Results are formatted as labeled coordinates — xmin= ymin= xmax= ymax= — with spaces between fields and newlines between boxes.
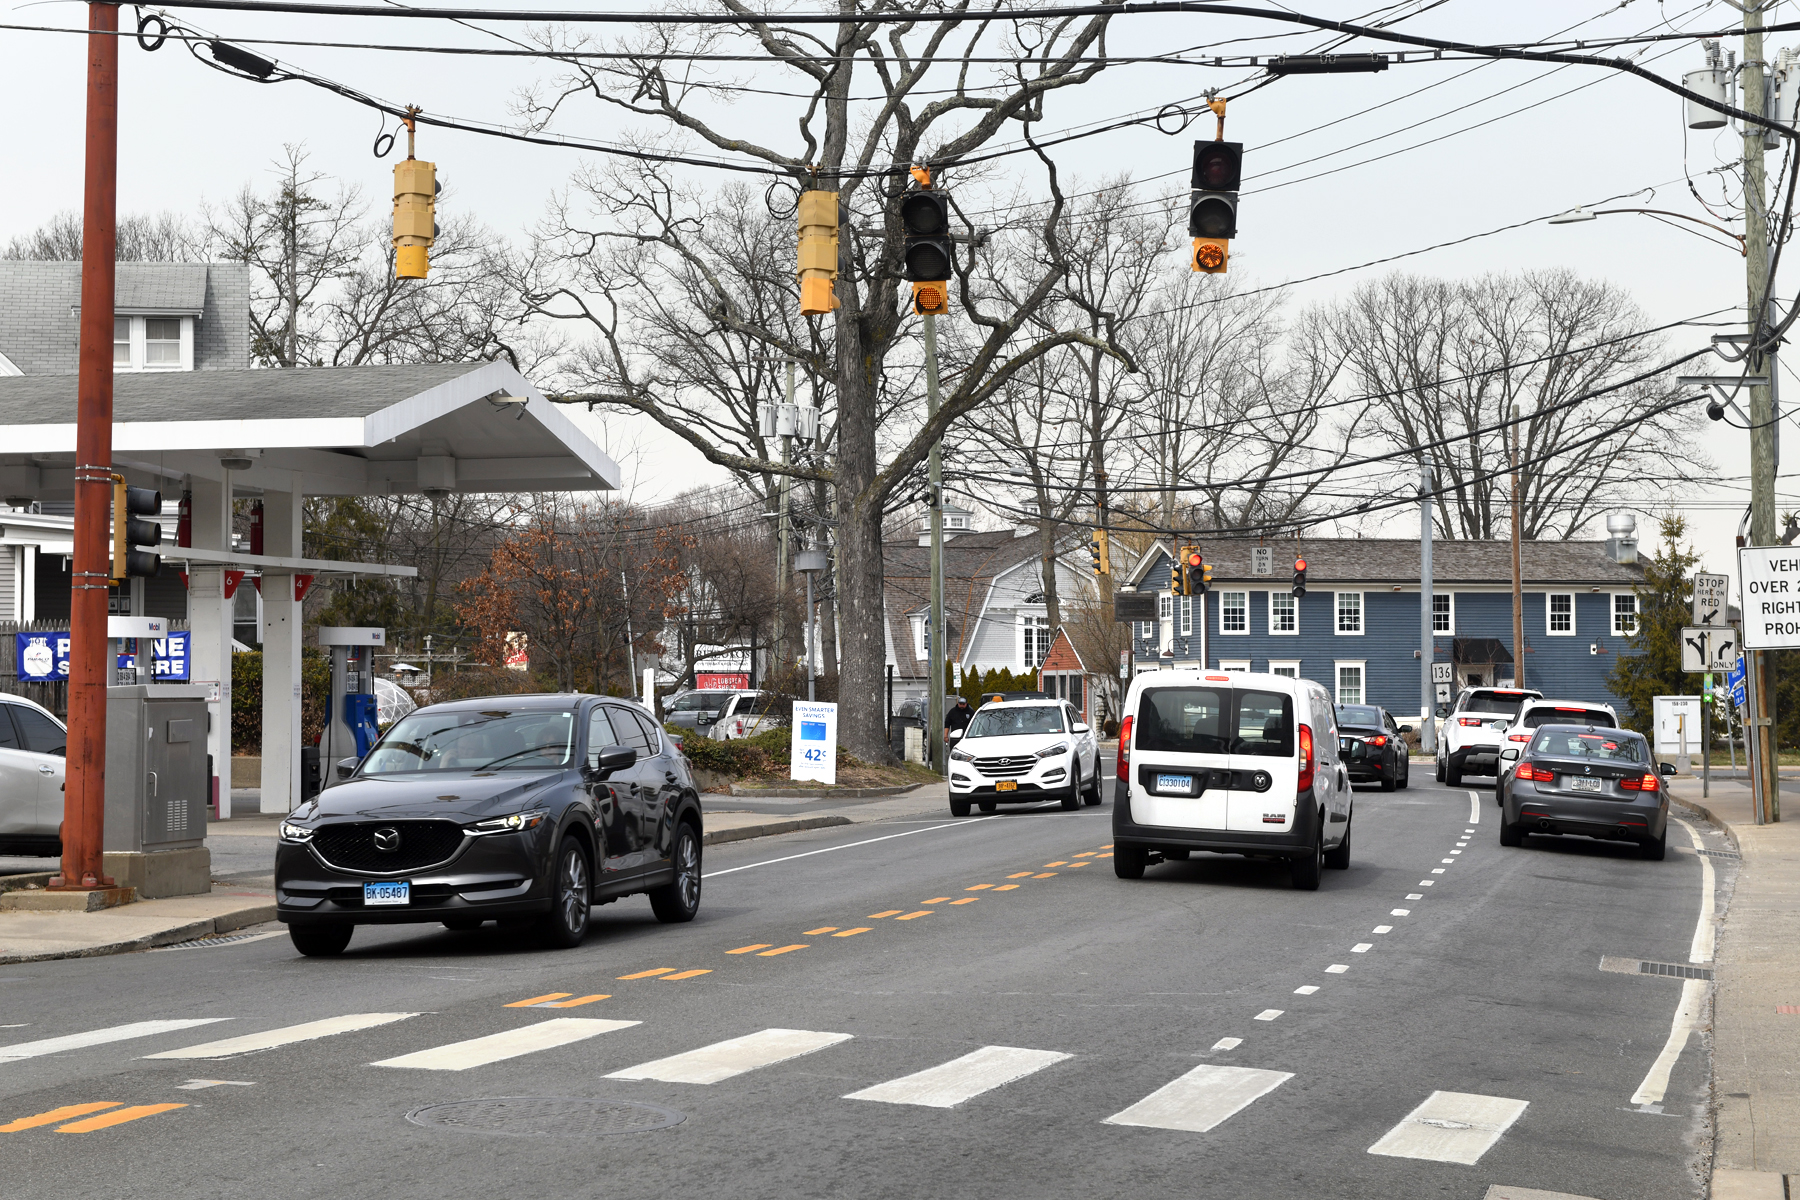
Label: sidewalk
xmin=1666 ymin=774 xmax=1800 ymax=1200
xmin=0 ymin=884 xmax=275 ymax=965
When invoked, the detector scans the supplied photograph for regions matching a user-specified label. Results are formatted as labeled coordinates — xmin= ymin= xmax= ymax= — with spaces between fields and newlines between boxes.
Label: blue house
xmin=1119 ymin=527 xmax=1646 ymax=723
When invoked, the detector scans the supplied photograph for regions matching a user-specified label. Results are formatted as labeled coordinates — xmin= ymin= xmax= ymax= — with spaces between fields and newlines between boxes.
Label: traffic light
xmin=1201 ymin=558 xmax=1214 ymax=593
xmin=1292 ymin=556 xmax=1308 ymax=597
xmin=1089 ymin=529 xmax=1111 ymax=576
xmin=901 ymin=186 xmax=952 ymax=279
xmin=392 ymin=155 xmax=437 ymax=280
xmin=112 ymin=478 xmax=162 ymax=582
xmin=1189 ymin=139 xmax=1241 ymax=275
xmin=1184 ymin=548 xmax=1205 ymax=595
xmin=797 ymin=190 xmax=839 ymax=316
xmin=1170 ymin=546 xmax=1187 ymax=597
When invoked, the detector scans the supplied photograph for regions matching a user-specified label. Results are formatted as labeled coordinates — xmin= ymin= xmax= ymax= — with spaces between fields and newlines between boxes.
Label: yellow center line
xmin=1072 ymin=851 xmax=1096 ymax=858
xmin=950 ymin=898 xmax=978 ymax=905
xmin=923 ymin=897 xmax=952 ymax=904
xmin=896 ymin=911 xmax=933 ymax=921
xmin=992 ymin=884 xmax=1020 ymax=891
xmin=56 ymin=1104 xmax=186 ymax=1133
xmin=1098 ymin=853 xmax=1113 ymax=858
xmin=1043 ymin=862 xmax=1068 ymax=868
xmin=965 ymin=884 xmax=993 ymax=891
xmin=661 ymin=970 xmax=712 ymax=981
xmin=541 ymin=993 xmax=611 ymax=1007
xmin=1 ymin=1103 xmax=122 ymax=1132
xmin=758 ymin=945 xmax=808 ymax=956
xmin=804 ymin=927 xmax=839 ymax=935
xmin=1100 ymin=843 xmax=1114 ymax=849
xmin=726 ymin=945 xmax=774 ymax=955
xmin=868 ymin=910 xmax=903 ymax=918
xmin=832 ymin=927 xmax=872 ymax=937
xmin=1067 ymin=862 xmax=1090 ymax=868
xmin=1006 ymin=872 xmax=1034 ymax=879
xmin=618 ymin=967 xmax=679 ymax=979
xmin=1033 ymin=872 xmax=1057 ymax=879
xmin=505 ymin=992 xmax=572 ymax=1008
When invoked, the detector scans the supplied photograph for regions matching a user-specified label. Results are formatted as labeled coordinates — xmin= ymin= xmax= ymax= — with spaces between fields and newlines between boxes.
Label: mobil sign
xmin=1739 ymin=547 xmax=1800 ymax=648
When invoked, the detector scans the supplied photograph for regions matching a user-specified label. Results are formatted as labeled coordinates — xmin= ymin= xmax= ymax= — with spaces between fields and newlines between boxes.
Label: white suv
xmin=1494 ymin=698 xmax=1619 ymax=787
xmin=947 ymin=699 xmax=1100 ymax=815
xmin=1436 ymin=686 xmax=1542 ymax=786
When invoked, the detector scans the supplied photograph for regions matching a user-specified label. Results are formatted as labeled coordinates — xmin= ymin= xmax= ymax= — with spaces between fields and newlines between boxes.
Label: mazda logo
xmin=373 ymin=827 xmax=402 ymax=853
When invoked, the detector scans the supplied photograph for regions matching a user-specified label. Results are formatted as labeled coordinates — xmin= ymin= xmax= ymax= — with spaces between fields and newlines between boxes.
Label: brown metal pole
xmin=51 ymin=1 xmax=119 ymax=891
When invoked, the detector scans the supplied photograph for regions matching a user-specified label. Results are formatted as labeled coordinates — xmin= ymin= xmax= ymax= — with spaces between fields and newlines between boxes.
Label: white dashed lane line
xmin=1629 ymin=817 xmax=1718 ymax=1108
xmin=1468 ymin=791 xmax=1481 ymax=823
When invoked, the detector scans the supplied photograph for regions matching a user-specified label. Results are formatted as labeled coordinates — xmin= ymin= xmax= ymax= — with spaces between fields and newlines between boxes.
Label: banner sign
xmin=17 ymin=629 xmax=190 ymax=681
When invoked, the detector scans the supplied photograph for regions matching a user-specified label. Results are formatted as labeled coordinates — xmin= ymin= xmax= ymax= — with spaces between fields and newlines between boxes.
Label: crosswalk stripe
xmin=145 ymin=1013 xmax=421 ymax=1059
xmin=1 ymin=1103 xmax=121 ymax=1132
xmin=845 ymin=1046 xmax=1071 ymax=1108
xmin=1367 ymin=1090 xmax=1529 ymax=1165
xmin=607 ymin=1028 xmax=853 ymax=1085
xmin=1103 ymin=1064 xmax=1294 ymax=1133
xmin=55 ymin=1104 xmax=186 ymax=1133
xmin=0 ymin=1019 xmax=231 ymax=1063
xmin=371 ymin=1018 xmax=640 ymax=1071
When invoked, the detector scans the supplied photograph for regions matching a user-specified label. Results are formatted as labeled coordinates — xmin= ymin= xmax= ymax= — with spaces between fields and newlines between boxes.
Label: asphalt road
xmin=0 ymin=769 xmax=1725 ymax=1200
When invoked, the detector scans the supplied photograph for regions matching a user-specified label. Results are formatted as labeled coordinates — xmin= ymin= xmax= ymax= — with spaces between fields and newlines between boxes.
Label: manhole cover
xmin=406 ymin=1097 xmax=685 ymax=1138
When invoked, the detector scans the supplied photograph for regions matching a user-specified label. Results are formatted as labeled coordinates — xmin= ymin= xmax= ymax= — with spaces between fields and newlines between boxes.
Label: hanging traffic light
xmin=1170 ymin=546 xmax=1188 ymax=597
xmin=1090 ymin=529 xmax=1111 ymax=576
xmin=1190 ymin=138 xmax=1241 ymax=275
xmin=1184 ymin=549 xmax=1206 ymax=595
xmin=392 ymin=112 xmax=437 ymax=280
xmin=112 ymin=478 xmax=162 ymax=582
xmin=1292 ymin=556 xmax=1308 ymax=597
xmin=798 ymin=190 xmax=839 ymax=316
xmin=1201 ymin=557 xmax=1214 ymax=593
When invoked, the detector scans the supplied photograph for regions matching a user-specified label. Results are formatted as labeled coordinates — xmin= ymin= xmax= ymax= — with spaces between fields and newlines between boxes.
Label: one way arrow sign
xmin=1681 ymin=626 xmax=1738 ymax=673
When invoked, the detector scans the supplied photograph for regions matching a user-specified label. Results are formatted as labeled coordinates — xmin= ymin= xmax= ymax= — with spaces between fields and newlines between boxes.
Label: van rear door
xmin=1130 ymin=684 xmax=1232 ymax=830
xmin=1225 ymin=687 xmax=1300 ymax=831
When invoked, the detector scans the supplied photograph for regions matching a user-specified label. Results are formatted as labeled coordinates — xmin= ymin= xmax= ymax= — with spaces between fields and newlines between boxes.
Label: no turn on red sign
xmin=1738 ymin=547 xmax=1800 ymax=648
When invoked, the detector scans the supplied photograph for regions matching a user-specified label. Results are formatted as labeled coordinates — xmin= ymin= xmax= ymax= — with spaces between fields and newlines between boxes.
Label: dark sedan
xmin=1497 ymin=724 xmax=1674 ymax=858
xmin=275 ymin=694 xmax=704 ymax=956
xmin=1335 ymin=704 xmax=1412 ymax=792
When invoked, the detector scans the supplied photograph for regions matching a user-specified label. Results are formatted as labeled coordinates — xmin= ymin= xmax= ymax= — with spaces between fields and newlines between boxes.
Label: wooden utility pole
xmin=1510 ymin=403 xmax=1524 ymax=692
xmin=52 ymin=0 xmax=119 ymax=891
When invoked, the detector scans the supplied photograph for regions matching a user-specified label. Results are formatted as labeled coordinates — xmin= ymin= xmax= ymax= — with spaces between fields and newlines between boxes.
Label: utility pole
xmin=1419 ymin=464 xmax=1435 ymax=754
xmin=1510 ymin=402 xmax=1525 ymax=692
xmin=773 ymin=361 xmax=794 ymax=681
xmin=53 ymin=0 xmax=119 ymax=892
xmin=925 ymin=314 xmax=947 ymax=775
xmin=1746 ymin=6 xmax=1782 ymax=822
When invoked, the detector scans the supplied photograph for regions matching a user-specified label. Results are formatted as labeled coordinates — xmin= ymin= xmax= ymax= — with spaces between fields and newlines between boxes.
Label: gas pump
xmin=318 ymin=626 xmax=385 ymax=785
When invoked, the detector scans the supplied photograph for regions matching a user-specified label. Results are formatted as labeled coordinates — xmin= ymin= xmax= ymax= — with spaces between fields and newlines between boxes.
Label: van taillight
xmin=1117 ymin=716 xmax=1133 ymax=782
xmin=1297 ymin=723 xmax=1315 ymax=792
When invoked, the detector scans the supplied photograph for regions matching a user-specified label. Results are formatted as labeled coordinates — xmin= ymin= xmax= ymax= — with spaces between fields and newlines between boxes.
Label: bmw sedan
xmin=275 ymin=694 xmax=704 ymax=956
xmin=1497 ymin=723 xmax=1674 ymax=859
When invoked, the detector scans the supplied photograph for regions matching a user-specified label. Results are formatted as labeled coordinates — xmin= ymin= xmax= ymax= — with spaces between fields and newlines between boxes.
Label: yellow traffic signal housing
xmin=1192 ymin=237 xmax=1228 ymax=273
xmin=913 ymin=280 xmax=949 ymax=316
xmin=393 ymin=157 xmax=437 ymax=280
xmin=111 ymin=476 xmax=162 ymax=583
xmin=1090 ymin=529 xmax=1111 ymax=576
xmin=797 ymin=190 xmax=840 ymax=316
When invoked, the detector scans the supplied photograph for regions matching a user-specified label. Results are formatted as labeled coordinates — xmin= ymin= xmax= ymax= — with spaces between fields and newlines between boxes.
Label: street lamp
xmin=795 ymin=548 xmax=828 ymax=702
xmin=1546 ymin=207 xmax=1747 ymax=255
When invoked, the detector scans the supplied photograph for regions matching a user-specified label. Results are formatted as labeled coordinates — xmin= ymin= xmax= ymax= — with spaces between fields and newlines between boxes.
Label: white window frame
xmin=1017 ymin=612 xmax=1051 ymax=669
xmin=910 ymin=613 xmax=926 ymax=661
xmin=1157 ymin=592 xmax=1174 ymax=652
xmin=1268 ymin=659 xmax=1300 ymax=679
xmin=1431 ymin=592 xmax=1454 ymax=635
xmin=1219 ymin=590 xmax=1248 ymax=634
xmin=1335 ymin=591 xmax=1364 ymax=635
xmin=1268 ymin=591 xmax=1298 ymax=635
xmin=1218 ymin=659 xmax=1250 ymax=673
xmin=1612 ymin=592 xmax=1638 ymax=636
xmin=111 ymin=315 xmax=194 ymax=373
xmin=1335 ymin=660 xmax=1366 ymax=706
xmin=1179 ymin=594 xmax=1193 ymax=636
xmin=1547 ymin=591 xmax=1576 ymax=636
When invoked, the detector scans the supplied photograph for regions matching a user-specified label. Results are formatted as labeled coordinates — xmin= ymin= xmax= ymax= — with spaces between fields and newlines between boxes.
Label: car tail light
xmin=1363 ymin=735 xmax=1387 ymax=747
xmin=1620 ymin=772 xmax=1660 ymax=792
xmin=1298 ymin=723 xmax=1315 ymax=793
xmin=1458 ymin=717 xmax=1483 ymax=727
xmin=1515 ymin=762 xmax=1555 ymax=782
xmin=1508 ymin=733 xmax=1530 ymax=742
xmin=1117 ymin=716 xmax=1133 ymax=782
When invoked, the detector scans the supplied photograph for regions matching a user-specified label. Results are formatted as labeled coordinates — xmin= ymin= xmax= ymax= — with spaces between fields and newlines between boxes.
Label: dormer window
xmin=112 ymin=315 xmax=193 ymax=371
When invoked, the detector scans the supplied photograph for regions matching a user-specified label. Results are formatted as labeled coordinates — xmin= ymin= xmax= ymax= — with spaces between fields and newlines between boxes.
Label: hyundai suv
xmin=1436 ymin=686 xmax=1541 ymax=786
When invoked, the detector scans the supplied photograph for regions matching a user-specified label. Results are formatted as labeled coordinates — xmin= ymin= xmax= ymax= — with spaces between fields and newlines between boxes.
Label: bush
xmin=667 ymin=722 xmax=866 ymax=779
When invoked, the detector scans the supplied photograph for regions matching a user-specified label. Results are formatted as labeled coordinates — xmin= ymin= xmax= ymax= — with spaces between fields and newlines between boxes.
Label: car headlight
xmin=467 ymin=809 xmax=550 ymax=836
xmin=278 ymin=820 xmax=314 ymax=843
xmin=950 ymin=749 xmax=974 ymax=762
xmin=1035 ymin=742 xmax=1069 ymax=759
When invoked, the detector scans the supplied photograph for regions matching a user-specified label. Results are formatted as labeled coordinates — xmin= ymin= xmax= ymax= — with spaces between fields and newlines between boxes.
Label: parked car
xmin=1111 ymin=670 xmax=1350 ymax=891
xmin=716 ymin=691 xmax=789 ymax=740
xmin=0 ymin=694 xmax=67 ymax=857
xmin=1497 ymin=724 xmax=1673 ymax=858
xmin=1436 ymin=686 xmax=1543 ymax=786
xmin=1495 ymin=698 xmax=1619 ymax=792
xmin=947 ymin=698 xmax=1100 ymax=815
xmin=275 ymin=693 xmax=704 ymax=956
xmin=664 ymin=689 xmax=740 ymax=739
xmin=1334 ymin=704 xmax=1412 ymax=791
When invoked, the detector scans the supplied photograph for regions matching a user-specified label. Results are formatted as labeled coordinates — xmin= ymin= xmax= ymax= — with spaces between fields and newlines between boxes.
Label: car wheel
xmin=536 ymin=837 xmax=592 ymax=948
xmin=289 ymin=923 xmax=353 ymax=957
xmin=979 ymin=801 xmax=997 ymax=813
xmin=1083 ymin=766 xmax=1103 ymax=805
xmin=1435 ymin=757 xmax=1445 ymax=783
xmin=441 ymin=918 xmax=485 ymax=932
xmin=1323 ymin=814 xmax=1351 ymax=870
xmin=649 ymin=821 xmax=703 ymax=923
xmin=1397 ymin=758 xmax=1409 ymax=790
xmin=1445 ymin=759 xmax=1462 ymax=788
xmin=1060 ymin=782 xmax=1081 ymax=811
xmin=1379 ymin=770 xmax=1396 ymax=793
xmin=1641 ymin=831 xmax=1667 ymax=860
xmin=1113 ymin=846 xmax=1147 ymax=879
xmin=1290 ymin=827 xmax=1324 ymax=891
xmin=950 ymin=797 xmax=972 ymax=817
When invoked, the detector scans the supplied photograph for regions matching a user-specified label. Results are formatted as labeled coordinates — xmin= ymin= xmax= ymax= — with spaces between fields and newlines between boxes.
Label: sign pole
xmin=1702 ymin=673 xmax=1711 ymax=799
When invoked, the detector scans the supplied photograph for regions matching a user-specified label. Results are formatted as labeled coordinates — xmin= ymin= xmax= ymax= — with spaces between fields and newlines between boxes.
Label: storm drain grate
xmin=406 ymin=1097 xmax=686 ymax=1139
xmin=1696 ymin=849 xmax=1741 ymax=859
xmin=1599 ymin=955 xmax=1712 ymax=980
xmin=151 ymin=931 xmax=284 ymax=952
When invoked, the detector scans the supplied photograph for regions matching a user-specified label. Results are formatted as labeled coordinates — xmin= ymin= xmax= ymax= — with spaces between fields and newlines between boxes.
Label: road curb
xmin=725 ymin=782 xmax=931 ymax=798
xmin=0 ymin=901 xmax=278 ymax=966
xmin=703 ymin=816 xmax=853 ymax=846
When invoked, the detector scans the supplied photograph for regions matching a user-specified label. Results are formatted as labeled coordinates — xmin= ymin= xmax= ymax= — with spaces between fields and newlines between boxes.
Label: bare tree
xmin=5 ymin=209 xmax=205 ymax=261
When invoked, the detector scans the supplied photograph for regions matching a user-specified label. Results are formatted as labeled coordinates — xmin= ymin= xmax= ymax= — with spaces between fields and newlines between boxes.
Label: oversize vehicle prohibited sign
xmin=1739 ymin=547 xmax=1800 ymax=648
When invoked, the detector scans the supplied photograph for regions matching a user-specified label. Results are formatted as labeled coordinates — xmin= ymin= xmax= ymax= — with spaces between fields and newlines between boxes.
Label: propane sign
xmin=1739 ymin=547 xmax=1800 ymax=649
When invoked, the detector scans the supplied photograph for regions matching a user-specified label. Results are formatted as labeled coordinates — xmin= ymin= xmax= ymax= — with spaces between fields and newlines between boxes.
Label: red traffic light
xmin=1294 ymin=557 xmax=1307 ymax=571
xmin=1186 ymin=552 xmax=1203 ymax=567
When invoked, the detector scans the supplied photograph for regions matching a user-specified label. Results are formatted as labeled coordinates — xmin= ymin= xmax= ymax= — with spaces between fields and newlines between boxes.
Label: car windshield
xmin=1465 ymin=691 xmax=1529 ymax=718
xmin=1336 ymin=705 xmax=1383 ymax=727
xmin=670 ymin=691 xmax=733 ymax=712
xmin=1530 ymin=730 xmax=1648 ymax=763
xmin=1523 ymin=706 xmax=1615 ymax=729
xmin=1135 ymin=688 xmax=1293 ymax=757
xmin=360 ymin=708 xmax=576 ymax=773
xmin=964 ymin=706 xmax=1065 ymax=738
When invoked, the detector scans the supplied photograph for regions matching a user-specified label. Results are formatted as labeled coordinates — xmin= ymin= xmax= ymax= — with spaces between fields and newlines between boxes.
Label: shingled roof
xmin=885 ymin=529 xmax=1062 ymax=678
xmin=1125 ymin=537 xmax=1644 ymax=588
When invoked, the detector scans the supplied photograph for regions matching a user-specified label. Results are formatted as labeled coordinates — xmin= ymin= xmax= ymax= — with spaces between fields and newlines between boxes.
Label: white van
xmin=1111 ymin=669 xmax=1350 ymax=891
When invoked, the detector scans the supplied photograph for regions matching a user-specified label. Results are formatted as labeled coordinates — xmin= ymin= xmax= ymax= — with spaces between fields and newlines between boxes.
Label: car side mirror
xmin=1399 ymin=725 xmax=1414 ymax=733
xmin=1500 ymin=748 xmax=1520 ymax=761
xmin=335 ymin=756 xmax=360 ymax=780
xmin=948 ymin=728 xmax=963 ymax=742
xmin=586 ymin=744 xmax=637 ymax=779
xmin=1659 ymin=762 xmax=1677 ymax=777
xmin=1073 ymin=722 xmax=1090 ymax=734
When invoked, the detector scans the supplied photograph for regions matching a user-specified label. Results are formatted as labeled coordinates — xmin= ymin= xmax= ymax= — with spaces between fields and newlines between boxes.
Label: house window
xmin=1218 ymin=659 xmax=1250 ymax=673
xmin=112 ymin=315 xmax=192 ymax=372
xmin=1179 ymin=595 xmax=1193 ymax=636
xmin=1220 ymin=590 xmax=1248 ymax=633
xmin=1270 ymin=592 xmax=1297 ymax=634
xmin=1335 ymin=662 xmax=1365 ymax=706
xmin=113 ymin=317 xmax=131 ymax=366
xmin=1548 ymin=592 xmax=1575 ymax=635
xmin=1136 ymin=617 xmax=1154 ymax=641
xmin=1020 ymin=614 xmax=1051 ymax=668
xmin=1268 ymin=660 xmax=1300 ymax=679
xmin=1159 ymin=594 xmax=1172 ymax=623
xmin=1432 ymin=593 xmax=1453 ymax=634
xmin=1336 ymin=591 xmax=1363 ymax=635
xmin=910 ymin=613 xmax=926 ymax=661
xmin=145 ymin=318 xmax=182 ymax=366
xmin=1612 ymin=593 xmax=1638 ymax=635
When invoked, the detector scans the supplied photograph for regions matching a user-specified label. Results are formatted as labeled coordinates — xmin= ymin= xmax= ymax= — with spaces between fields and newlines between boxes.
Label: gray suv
xmin=664 ymin=689 xmax=739 ymax=739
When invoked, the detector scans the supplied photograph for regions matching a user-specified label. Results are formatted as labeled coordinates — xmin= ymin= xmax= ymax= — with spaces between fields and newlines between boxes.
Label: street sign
xmin=1430 ymin=661 xmax=1453 ymax=685
xmin=1680 ymin=626 xmax=1740 ymax=673
xmin=1738 ymin=546 xmax=1800 ymax=648
xmin=1434 ymin=682 xmax=1452 ymax=704
xmin=1693 ymin=571 xmax=1730 ymax=626
xmin=1251 ymin=546 xmax=1273 ymax=576
xmin=1728 ymin=654 xmax=1747 ymax=708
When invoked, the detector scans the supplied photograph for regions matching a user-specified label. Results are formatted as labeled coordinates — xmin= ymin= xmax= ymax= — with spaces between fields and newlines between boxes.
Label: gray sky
xmin=0 ymin=0 xmax=1786 ymax=583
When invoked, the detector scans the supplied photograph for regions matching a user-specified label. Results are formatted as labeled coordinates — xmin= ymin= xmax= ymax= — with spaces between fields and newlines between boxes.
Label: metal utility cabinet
xmin=103 ymin=685 xmax=212 ymax=897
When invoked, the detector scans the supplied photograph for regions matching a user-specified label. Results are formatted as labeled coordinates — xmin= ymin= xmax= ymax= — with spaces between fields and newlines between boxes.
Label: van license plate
xmin=364 ymin=881 xmax=410 ymax=906
xmin=996 ymin=780 xmax=1017 ymax=792
xmin=1156 ymin=774 xmax=1194 ymax=792
xmin=1567 ymin=777 xmax=1603 ymax=793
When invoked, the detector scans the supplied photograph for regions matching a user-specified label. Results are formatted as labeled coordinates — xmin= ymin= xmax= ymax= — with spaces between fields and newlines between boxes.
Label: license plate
xmin=1156 ymin=774 xmax=1194 ymax=792
xmin=996 ymin=780 xmax=1017 ymax=792
xmin=364 ymin=881 xmax=411 ymax=906
xmin=1567 ymin=777 xmax=1603 ymax=793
